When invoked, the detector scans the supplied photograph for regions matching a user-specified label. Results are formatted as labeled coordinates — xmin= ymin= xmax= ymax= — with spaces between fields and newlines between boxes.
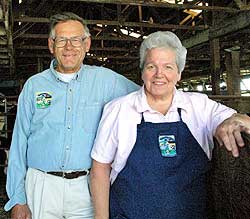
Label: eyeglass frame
xmin=52 ymin=35 xmax=88 ymax=48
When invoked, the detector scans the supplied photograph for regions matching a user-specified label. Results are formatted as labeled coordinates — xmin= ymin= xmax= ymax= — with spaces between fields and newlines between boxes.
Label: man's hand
xmin=11 ymin=204 xmax=31 ymax=219
xmin=215 ymin=113 xmax=250 ymax=157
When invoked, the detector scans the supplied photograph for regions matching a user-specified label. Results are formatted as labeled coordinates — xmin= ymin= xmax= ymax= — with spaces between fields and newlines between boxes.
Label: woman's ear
xmin=177 ymin=72 xmax=182 ymax=82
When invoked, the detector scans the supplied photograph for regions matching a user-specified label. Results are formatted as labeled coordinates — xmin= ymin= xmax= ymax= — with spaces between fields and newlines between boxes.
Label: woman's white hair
xmin=139 ymin=31 xmax=187 ymax=74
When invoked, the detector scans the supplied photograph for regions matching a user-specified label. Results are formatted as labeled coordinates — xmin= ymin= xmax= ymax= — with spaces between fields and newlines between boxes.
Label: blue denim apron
xmin=110 ymin=108 xmax=209 ymax=219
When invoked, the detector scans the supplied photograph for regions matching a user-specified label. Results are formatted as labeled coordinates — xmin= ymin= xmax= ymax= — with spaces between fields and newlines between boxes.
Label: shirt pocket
xmin=81 ymin=102 xmax=103 ymax=134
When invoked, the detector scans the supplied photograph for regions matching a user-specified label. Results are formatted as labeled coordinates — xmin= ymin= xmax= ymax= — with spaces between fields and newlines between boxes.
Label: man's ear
xmin=84 ymin=37 xmax=91 ymax=52
xmin=48 ymin=38 xmax=54 ymax=54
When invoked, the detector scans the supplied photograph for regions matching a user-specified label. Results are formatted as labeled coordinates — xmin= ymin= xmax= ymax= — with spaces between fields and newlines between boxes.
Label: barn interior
xmin=1 ymin=0 xmax=250 ymax=217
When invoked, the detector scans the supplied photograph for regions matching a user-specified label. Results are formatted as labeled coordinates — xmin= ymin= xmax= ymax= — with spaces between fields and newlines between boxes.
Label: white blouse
xmin=91 ymin=87 xmax=236 ymax=184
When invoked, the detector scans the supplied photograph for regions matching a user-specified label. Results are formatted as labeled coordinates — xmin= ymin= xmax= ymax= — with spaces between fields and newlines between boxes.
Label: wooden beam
xmin=54 ymin=0 xmax=241 ymax=12
xmin=14 ymin=17 xmax=206 ymax=30
xmin=0 ymin=39 xmax=7 ymax=45
xmin=210 ymin=38 xmax=221 ymax=95
xmin=0 ymin=54 xmax=9 ymax=59
xmin=18 ymin=34 xmax=142 ymax=41
xmin=15 ymin=45 xmax=138 ymax=52
xmin=182 ymin=11 xmax=250 ymax=48
xmin=0 ymin=48 xmax=8 ymax=52
xmin=183 ymin=29 xmax=209 ymax=48
xmin=234 ymin=0 xmax=244 ymax=9
xmin=210 ymin=11 xmax=250 ymax=38
xmin=14 ymin=53 xmax=139 ymax=60
xmin=0 ymin=60 xmax=9 ymax=64
xmin=0 ymin=26 xmax=6 ymax=36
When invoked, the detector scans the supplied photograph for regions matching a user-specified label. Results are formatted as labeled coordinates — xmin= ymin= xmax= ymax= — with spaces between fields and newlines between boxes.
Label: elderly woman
xmin=90 ymin=31 xmax=250 ymax=219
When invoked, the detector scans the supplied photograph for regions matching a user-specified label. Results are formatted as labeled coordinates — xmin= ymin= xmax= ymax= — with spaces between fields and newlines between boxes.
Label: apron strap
xmin=140 ymin=113 xmax=145 ymax=124
xmin=177 ymin=108 xmax=183 ymax=121
xmin=141 ymin=108 xmax=183 ymax=124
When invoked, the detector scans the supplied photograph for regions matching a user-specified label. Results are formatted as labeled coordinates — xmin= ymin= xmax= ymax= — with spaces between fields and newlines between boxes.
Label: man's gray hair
xmin=139 ymin=31 xmax=187 ymax=74
xmin=49 ymin=12 xmax=91 ymax=38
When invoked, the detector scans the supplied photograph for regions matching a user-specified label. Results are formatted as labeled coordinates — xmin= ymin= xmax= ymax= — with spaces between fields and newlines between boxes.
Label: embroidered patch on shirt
xmin=36 ymin=92 xmax=52 ymax=109
xmin=158 ymin=134 xmax=176 ymax=157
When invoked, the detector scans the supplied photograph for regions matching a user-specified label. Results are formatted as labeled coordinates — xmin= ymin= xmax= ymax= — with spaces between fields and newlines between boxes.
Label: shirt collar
xmin=134 ymin=85 xmax=190 ymax=114
xmin=134 ymin=86 xmax=151 ymax=113
xmin=50 ymin=59 xmax=84 ymax=82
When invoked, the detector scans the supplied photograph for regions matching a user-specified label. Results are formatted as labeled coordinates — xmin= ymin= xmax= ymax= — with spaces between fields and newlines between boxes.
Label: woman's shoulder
xmin=177 ymin=90 xmax=209 ymax=103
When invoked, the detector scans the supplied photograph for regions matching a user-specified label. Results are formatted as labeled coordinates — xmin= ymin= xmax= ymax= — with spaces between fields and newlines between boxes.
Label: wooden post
xmin=210 ymin=38 xmax=221 ymax=95
xmin=225 ymin=50 xmax=241 ymax=95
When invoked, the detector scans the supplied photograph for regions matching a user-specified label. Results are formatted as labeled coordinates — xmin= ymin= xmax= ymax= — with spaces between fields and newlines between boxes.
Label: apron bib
xmin=110 ymin=108 xmax=209 ymax=219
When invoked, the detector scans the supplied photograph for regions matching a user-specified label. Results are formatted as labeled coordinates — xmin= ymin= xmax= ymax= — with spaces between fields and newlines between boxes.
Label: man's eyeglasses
xmin=52 ymin=36 xmax=87 ymax=48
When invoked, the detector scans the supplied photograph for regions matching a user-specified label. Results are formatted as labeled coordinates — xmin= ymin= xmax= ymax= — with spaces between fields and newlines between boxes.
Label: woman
xmin=90 ymin=31 xmax=249 ymax=219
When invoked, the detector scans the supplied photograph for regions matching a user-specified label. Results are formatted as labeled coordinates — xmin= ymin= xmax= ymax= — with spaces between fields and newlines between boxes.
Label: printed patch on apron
xmin=158 ymin=134 xmax=176 ymax=157
xmin=36 ymin=92 xmax=52 ymax=109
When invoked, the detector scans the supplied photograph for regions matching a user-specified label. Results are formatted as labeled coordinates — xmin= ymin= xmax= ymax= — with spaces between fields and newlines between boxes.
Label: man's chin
xmin=58 ymin=65 xmax=80 ymax=74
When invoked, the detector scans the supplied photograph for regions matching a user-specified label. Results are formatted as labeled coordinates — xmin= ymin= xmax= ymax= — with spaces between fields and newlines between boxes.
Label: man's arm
xmin=90 ymin=160 xmax=111 ymax=219
xmin=4 ymin=81 xmax=33 ymax=217
xmin=215 ymin=113 xmax=250 ymax=157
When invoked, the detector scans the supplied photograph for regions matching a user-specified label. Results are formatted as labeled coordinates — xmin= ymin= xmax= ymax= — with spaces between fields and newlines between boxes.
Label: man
xmin=5 ymin=12 xmax=139 ymax=219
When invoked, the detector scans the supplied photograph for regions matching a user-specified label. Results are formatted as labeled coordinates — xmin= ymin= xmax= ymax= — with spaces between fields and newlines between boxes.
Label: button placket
xmin=61 ymin=84 xmax=74 ymax=168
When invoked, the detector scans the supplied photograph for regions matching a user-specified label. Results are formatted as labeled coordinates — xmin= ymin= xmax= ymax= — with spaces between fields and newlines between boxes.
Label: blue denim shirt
xmin=5 ymin=59 xmax=140 ymax=211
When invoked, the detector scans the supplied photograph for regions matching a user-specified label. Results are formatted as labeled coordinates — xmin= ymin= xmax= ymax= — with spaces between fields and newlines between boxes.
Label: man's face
xmin=48 ymin=20 xmax=91 ymax=74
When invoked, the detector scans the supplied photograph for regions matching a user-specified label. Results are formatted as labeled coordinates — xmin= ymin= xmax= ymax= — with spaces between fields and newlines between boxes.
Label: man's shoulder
xmin=27 ymin=69 xmax=51 ymax=82
xmin=84 ymin=65 xmax=124 ymax=79
xmin=105 ymin=90 xmax=139 ymax=109
xmin=84 ymin=65 xmax=114 ymax=73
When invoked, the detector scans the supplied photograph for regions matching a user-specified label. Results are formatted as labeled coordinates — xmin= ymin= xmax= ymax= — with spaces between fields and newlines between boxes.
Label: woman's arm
xmin=90 ymin=160 xmax=111 ymax=219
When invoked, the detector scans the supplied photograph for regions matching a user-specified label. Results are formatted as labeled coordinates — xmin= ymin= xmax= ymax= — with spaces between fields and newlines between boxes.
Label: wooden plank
xmin=54 ymin=0 xmax=241 ymax=12
xmin=14 ymin=17 xmax=206 ymax=30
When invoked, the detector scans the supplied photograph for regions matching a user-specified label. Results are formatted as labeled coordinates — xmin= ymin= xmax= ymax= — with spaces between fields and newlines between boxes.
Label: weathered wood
xmin=183 ymin=11 xmax=250 ymax=48
xmin=225 ymin=50 xmax=241 ymax=95
xmin=14 ymin=17 xmax=206 ymax=30
xmin=210 ymin=38 xmax=221 ymax=95
xmin=55 ymin=0 xmax=241 ymax=12
xmin=208 ymin=133 xmax=250 ymax=217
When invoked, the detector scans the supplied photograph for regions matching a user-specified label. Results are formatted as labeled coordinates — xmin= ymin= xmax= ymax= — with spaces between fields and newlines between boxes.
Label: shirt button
xmin=66 ymin=146 xmax=70 ymax=150
xmin=67 ymin=125 xmax=71 ymax=130
xmin=69 ymin=89 xmax=72 ymax=92
xmin=68 ymin=106 xmax=71 ymax=111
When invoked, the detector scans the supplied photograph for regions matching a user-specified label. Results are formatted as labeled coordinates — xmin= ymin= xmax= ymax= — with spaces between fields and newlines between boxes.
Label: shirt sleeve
xmin=205 ymin=96 xmax=236 ymax=135
xmin=113 ymin=74 xmax=140 ymax=98
xmin=201 ymin=95 xmax=236 ymax=152
xmin=91 ymin=101 xmax=121 ymax=164
xmin=4 ymin=81 xmax=33 ymax=211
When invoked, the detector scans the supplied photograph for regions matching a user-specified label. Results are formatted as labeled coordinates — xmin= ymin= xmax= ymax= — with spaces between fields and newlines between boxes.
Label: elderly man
xmin=5 ymin=12 xmax=139 ymax=219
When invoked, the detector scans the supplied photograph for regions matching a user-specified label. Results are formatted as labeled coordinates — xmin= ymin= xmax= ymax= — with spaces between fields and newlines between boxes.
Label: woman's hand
xmin=215 ymin=113 xmax=250 ymax=157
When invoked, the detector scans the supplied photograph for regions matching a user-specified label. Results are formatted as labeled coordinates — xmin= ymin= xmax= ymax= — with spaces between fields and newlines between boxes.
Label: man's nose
xmin=65 ymin=39 xmax=74 ymax=49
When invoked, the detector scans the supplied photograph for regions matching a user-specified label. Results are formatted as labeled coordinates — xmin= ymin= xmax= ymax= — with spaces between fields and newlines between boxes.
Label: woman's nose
xmin=155 ymin=67 xmax=163 ymax=76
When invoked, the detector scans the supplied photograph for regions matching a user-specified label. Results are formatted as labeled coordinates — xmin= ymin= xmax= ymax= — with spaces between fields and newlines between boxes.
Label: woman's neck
xmin=146 ymin=92 xmax=174 ymax=115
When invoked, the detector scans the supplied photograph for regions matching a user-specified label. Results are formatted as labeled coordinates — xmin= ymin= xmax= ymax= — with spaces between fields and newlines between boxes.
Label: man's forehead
xmin=54 ymin=20 xmax=85 ymax=35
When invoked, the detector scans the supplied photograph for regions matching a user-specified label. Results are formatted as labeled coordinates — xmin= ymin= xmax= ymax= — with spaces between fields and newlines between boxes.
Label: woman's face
xmin=142 ymin=47 xmax=181 ymax=100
